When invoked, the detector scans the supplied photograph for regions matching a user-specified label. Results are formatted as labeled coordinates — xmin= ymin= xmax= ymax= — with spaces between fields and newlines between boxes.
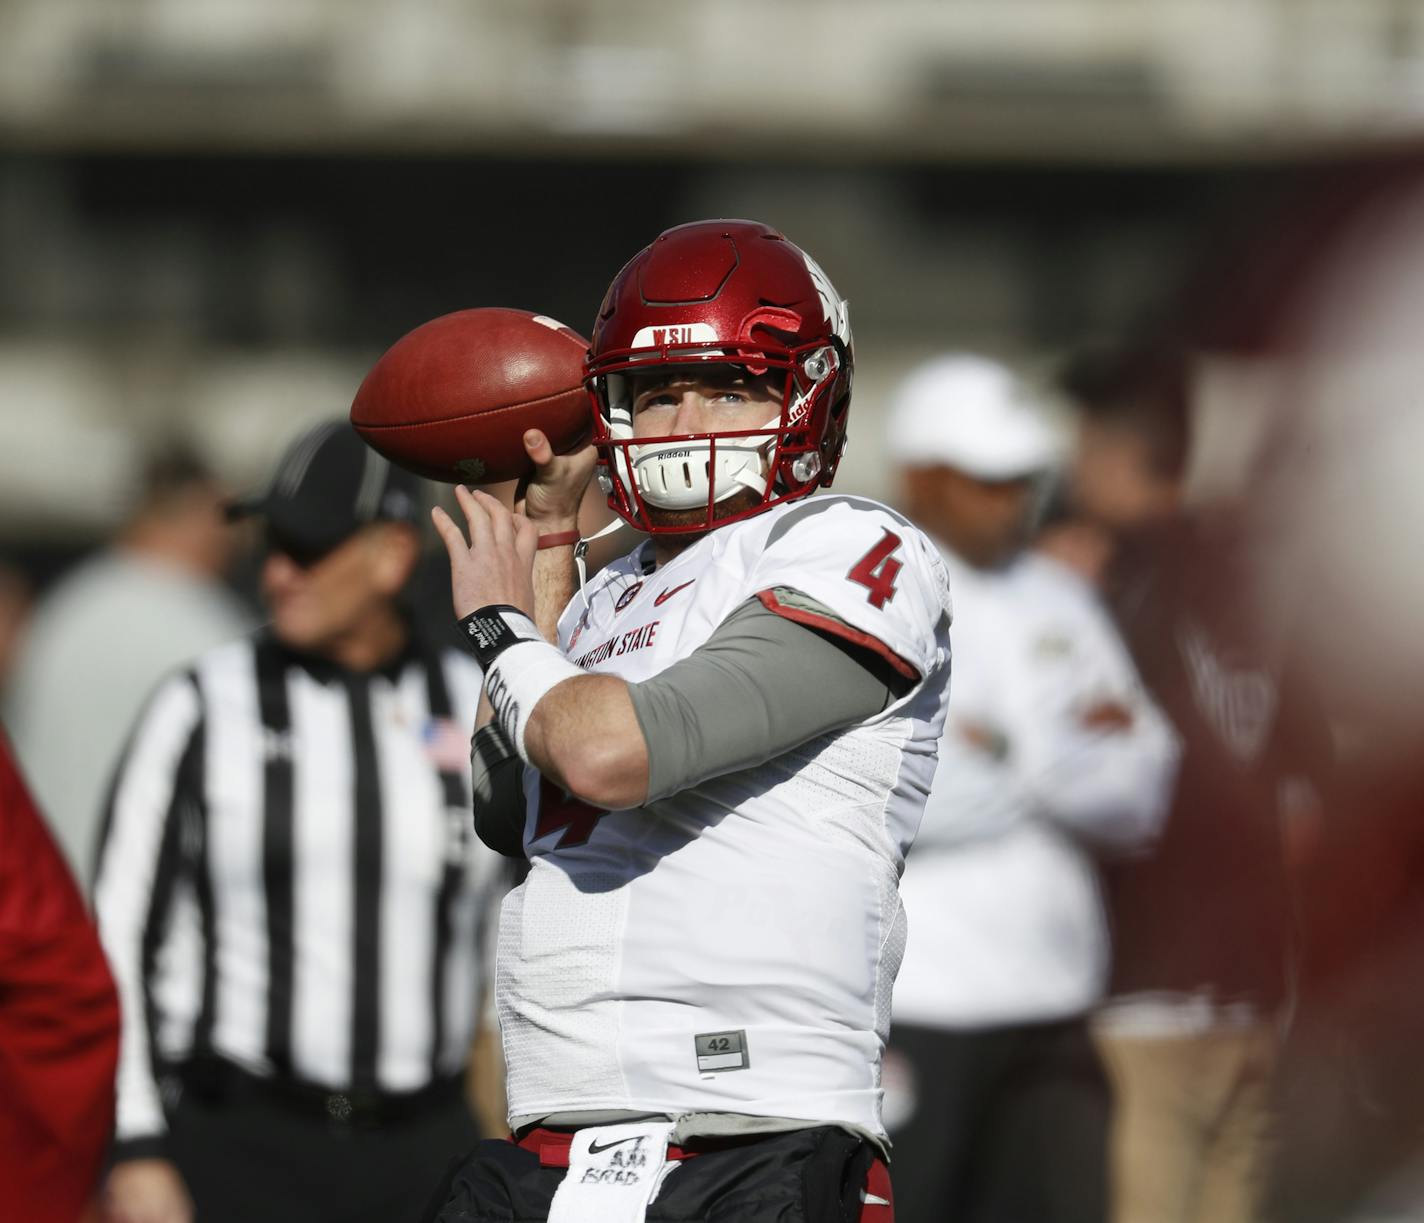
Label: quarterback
xmin=427 ymin=221 xmax=953 ymax=1223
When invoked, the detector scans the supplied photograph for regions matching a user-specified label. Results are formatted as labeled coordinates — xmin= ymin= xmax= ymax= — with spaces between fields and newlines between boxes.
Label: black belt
xmin=177 ymin=1055 xmax=465 ymax=1130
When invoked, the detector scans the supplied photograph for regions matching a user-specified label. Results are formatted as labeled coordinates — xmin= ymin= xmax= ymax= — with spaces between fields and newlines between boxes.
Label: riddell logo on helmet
xmin=631 ymin=323 xmax=718 ymax=349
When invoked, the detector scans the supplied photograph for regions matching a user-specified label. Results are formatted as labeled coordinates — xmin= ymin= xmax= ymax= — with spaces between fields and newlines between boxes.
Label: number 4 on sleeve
xmin=847 ymin=530 xmax=903 ymax=609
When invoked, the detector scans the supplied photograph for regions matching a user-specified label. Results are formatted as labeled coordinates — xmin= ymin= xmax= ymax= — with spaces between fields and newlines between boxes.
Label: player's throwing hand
xmin=515 ymin=427 xmax=596 ymax=529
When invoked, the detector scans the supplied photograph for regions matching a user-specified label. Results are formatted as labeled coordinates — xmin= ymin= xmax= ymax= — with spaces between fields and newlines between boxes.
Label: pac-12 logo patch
xmin=614 ymin=582 xmax=644 ymax=613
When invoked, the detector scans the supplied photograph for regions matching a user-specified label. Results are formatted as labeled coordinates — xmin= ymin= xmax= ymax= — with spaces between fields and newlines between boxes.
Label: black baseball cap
xmin=228 ymin=420 xmax=423 ymax=559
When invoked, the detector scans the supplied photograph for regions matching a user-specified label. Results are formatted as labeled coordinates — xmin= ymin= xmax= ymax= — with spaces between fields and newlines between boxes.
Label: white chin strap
xmin=609 ymin=410 xmax=777 ymax=511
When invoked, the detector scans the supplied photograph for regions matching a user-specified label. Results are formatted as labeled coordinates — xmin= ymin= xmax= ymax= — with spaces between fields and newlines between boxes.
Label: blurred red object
xmin=0 ymin=728 xmax=120 ymax=1223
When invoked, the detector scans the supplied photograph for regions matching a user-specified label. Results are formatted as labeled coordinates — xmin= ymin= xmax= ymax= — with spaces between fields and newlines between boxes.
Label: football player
xmin=425 ymin=220 xmax=953 ymax=1223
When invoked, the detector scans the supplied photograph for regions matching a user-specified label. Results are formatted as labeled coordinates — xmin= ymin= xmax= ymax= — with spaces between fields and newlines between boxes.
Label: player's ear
xmin=369 ymin=523 xmax=421 ymax=594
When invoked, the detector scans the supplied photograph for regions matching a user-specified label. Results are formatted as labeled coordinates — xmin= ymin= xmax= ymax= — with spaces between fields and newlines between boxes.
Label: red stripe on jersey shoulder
xmin=756 ymin=588 xmax=919 ymax=681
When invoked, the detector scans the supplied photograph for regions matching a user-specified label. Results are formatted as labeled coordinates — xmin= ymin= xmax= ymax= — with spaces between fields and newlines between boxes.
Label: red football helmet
xmin=585 ymin=219 xmax=854 ymax=535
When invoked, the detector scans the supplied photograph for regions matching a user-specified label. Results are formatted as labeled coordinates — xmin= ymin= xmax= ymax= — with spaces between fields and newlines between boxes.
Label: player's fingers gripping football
xmin=429 ymin=502 xmax=475 ymax=612
xmin=429 ymin=483 xmax=489 ymax=551
xmin=511 ymin=510 xmax=539 ymax=566
xmin=515 ymin=428 xmax=596 ymax=528
xmin=431 ymin=487 xmax=537 ymax=620
xmin=483 ymin=495 xmax=537 ymax=576
xmin=466 ymin=487 xmax=538 ymax=573
xmin=468 ymin=482 xmax=515 ymax=550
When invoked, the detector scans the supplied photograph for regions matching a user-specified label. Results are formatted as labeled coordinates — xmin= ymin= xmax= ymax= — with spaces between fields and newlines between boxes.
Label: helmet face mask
xmin=585 ymin=220 xmax=853 ymax=536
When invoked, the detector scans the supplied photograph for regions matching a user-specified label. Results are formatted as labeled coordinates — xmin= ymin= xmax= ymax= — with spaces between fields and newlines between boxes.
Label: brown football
xmin=350 ymin=307 xmax=592 ymax=484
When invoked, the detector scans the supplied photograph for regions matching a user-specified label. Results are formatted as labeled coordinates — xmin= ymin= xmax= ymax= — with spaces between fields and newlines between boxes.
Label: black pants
xmin=886 ymin=1018 xmax=1110 ymax=1223
xmin=167 ymin=1075 xmax=480 ymax=1223
xmin=426 ymin=1125 xmax=876 ymax=1223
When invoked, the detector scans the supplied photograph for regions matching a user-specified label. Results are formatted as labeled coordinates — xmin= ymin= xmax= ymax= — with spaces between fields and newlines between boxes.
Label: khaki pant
xmin=1094 ymin=1019 xmax=1277 ymax=1223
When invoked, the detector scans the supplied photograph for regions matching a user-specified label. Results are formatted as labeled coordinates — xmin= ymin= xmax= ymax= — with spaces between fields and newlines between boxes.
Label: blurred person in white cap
xmin=882 ymin=354 xmax=1179 ymax=1223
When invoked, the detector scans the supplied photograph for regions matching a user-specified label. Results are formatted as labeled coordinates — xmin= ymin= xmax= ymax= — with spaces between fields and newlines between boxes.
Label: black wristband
xmin=457 ymin=604 xmax=543 ymax=669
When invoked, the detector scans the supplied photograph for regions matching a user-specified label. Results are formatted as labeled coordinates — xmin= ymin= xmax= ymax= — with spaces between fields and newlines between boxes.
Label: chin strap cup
xmin=573 ymin=519 xmax=628 ymax=609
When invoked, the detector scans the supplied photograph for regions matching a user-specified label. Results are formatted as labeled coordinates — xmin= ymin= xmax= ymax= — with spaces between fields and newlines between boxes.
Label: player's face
xmin=621 ymin=367 xmax=784 ymax=536
xmin=628 ymin=368 xmax=782 ymax=440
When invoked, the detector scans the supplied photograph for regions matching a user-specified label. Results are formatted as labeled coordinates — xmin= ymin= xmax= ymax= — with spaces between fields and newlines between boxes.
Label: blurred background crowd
xmin=5 ymin=2 xmax=1424 ymax=1222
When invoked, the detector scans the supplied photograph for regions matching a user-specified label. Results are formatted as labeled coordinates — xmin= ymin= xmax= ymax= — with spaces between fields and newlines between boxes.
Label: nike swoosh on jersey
xmin=587 ymin=1135 xmax=643 ymax=1155
xmin=860 ymin=1191 xmax=892 ymax=1207
xmin=653 ymin=580 xmax=695 ymax=606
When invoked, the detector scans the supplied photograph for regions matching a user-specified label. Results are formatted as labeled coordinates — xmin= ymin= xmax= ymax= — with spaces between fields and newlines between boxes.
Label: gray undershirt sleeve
xmin=629 ymin=592 xmax=909 ymax=804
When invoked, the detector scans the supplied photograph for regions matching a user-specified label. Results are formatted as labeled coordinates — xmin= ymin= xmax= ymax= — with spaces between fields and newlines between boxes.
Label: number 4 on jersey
xmin=534 ymin=778 xmax=607 ymax=848
xmin=847 ymin=529 xmax=903 ymax=609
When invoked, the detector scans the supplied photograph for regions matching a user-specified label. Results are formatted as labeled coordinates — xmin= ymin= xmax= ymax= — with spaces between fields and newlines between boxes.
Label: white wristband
xmin=484 ymin=640 xmax=584 ymax=763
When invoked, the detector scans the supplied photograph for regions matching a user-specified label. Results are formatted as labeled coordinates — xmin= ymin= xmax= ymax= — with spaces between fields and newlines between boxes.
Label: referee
xmin=94 ymin=422 xmax=505 ymax=1223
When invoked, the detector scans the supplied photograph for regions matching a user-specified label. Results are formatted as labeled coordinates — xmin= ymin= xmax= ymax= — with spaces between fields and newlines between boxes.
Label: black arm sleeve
xmin=469 ymin=722 xmax=526 ymax=858
xmin=629 ymin=594 xmax=906 ymax=804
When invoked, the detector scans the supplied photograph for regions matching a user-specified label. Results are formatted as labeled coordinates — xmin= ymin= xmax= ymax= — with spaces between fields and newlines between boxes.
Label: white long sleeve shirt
xmin=892 ymin=546 xmax=1178 ymax=1029
xmin=5 ymin=551 xmax=252 ymax=877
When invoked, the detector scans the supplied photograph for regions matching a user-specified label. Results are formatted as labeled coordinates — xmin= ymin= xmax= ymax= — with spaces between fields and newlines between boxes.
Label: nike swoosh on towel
xmin=587 ymin=1135 xmax=643 ymax=1155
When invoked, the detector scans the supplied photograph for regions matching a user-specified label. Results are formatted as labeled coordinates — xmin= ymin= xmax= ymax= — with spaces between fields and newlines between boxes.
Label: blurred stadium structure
xmin=3 ymin=0 xmax=1423 ymax=542
xmin=4 ymin=0 xmax=1424 ymax=156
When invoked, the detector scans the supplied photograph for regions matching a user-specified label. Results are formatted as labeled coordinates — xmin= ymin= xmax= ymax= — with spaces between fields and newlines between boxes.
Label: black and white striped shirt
xmin=94 ymin=630 xmax=503 ymax=1158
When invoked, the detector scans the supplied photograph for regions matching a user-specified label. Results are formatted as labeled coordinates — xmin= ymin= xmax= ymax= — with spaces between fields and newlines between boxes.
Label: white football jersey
xmin=497 ymin=494 xmax=953 ymax=1138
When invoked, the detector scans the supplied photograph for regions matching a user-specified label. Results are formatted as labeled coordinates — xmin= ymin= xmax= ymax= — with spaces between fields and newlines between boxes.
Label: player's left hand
xmin=432 ymin=485 xmax=539 ymax=620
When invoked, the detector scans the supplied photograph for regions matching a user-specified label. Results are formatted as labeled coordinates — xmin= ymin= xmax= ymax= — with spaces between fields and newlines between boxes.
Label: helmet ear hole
xmin=791 ymin=452 xmax=822 ymax=483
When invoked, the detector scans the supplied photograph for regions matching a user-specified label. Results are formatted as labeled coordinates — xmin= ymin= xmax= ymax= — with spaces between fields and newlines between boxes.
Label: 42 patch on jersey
xmin=695 ymin=1029 xmax=749 ymax=1073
